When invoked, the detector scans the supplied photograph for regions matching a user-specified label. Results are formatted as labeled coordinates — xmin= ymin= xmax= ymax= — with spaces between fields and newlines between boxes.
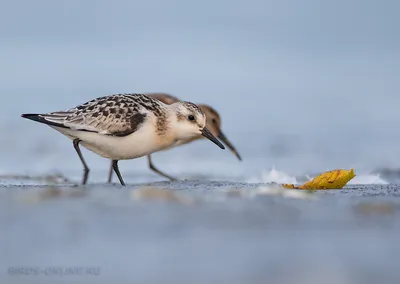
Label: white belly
xmin=51 ymin=125 xmax=174 ymax=160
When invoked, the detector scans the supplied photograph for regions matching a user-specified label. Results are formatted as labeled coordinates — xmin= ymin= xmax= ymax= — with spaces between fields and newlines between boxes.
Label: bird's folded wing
xmin=42 ymin=110 xmax=147 ymax=137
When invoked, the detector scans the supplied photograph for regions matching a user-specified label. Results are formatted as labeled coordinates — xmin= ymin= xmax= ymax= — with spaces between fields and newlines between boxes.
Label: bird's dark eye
xmin=188 ymin=115 xmax=195 ymax=121
xmin=211 ymin=118 xmax=217 ymax=124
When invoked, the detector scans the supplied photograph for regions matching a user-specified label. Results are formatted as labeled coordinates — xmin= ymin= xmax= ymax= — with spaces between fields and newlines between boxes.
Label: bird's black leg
xmin=147 ymin=155 xmax=177 ymax=181
xmin=107 ymin=161 xmax=113 ymax=183
xmin=73 ymin=138 xmax=90 ymax=185
xmin=112 ymin=160 xmax=125 ymax=186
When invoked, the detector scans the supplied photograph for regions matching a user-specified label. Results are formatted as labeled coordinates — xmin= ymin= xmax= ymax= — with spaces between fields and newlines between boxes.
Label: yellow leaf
xmin=282 ymin=169 xmax=356 ymax=190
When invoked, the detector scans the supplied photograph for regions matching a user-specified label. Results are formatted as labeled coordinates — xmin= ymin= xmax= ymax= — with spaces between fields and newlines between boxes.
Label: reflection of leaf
xmin=282 ymin=169 xmax=356 ymax=190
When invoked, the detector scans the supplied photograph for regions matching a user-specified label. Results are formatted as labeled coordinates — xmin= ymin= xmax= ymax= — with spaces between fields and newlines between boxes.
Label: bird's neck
xmin=167 ymin=111 xmax=183 ymax=140
xmin=151 ymin=109 xmax=179 ymax=148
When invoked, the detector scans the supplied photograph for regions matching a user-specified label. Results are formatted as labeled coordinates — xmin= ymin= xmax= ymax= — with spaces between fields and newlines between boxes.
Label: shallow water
xmin=1 ymin=180 xmax=400 ymax=284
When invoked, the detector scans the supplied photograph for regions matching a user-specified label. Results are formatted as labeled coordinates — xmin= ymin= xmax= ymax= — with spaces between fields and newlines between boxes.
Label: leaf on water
xmin=282 ymin=169 xmax=356 ymax=190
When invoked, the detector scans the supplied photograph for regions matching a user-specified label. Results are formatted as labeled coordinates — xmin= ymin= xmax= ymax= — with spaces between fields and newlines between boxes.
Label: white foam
xmin=348 ymin=174 xmax=388 ymax=185
xmin=248 ymin=166 xmax=298 ymax=184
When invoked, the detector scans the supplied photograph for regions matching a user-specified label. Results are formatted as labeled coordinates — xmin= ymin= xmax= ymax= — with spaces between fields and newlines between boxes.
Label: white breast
xmin=51 ymin=117 xmax=175 ymax=160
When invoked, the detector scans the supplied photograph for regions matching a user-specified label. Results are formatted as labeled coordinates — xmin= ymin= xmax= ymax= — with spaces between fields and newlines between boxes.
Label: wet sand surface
xmin=1 ymin=181 xmax=400 ymax=284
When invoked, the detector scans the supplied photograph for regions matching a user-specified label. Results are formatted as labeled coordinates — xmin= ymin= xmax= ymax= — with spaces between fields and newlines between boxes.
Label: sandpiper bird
xmin=21 ymin=93 xmax=225 ymax=186
xmin=107 ymin=93 xmax=242 ymax=182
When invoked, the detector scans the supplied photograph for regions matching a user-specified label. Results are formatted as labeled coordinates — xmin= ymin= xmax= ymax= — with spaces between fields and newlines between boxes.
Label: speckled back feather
xmin=39 ymin=94 xmax=168 ymax=136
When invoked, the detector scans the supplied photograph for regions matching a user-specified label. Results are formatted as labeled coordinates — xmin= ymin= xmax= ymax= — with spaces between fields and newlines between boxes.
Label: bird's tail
xmin=21 ymin=113 xmax=65 ymax=128
xmin=21 ymin=113 xmax=45 ymax=123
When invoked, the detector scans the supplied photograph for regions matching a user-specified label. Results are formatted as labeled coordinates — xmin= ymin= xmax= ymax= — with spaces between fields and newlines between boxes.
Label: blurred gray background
xmin=1 ymin=0 xmax=399 ymax=182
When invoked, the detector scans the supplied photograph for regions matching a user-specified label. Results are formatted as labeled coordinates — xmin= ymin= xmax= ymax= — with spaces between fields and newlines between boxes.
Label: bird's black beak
xmin=218 ymin=131 xmax=242 ymax=161
xmin=201 ymin=127 xmax=225 ymax=149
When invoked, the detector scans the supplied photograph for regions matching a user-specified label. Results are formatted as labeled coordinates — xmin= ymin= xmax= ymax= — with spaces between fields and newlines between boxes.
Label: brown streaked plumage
xmin=107 ymin=93 xmax=242 ymax=182
xmin=149 ymin=93 xmax=180 ymax=105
